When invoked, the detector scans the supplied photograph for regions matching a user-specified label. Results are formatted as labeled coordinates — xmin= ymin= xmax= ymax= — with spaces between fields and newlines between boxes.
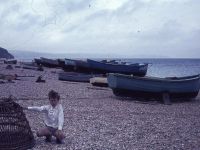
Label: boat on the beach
xmin=21 ymin=62 xmax=36 ymax=66
xmin=107 ymin=73 xmax=200 ymax=102
xmin=4 ymin=59 xmax=17 ymax=64
xmin=87 ymin=59 xmax=148 ymax=76
xmin=22 ymin=65 xmax=43 ymax=71
xmin=90 ymin=77 xmax=108 ymax=87
xmin=34 ymin=58 xmax=42 ymax=66
xmin=58 ymin=59 xmax=65 ymax=67
xmin=74 ymin=60 xmax=91 ymax=73
xmin=0 ymin=58 xmax=6 ymax=64
xmin=58 ymin=72 xmax=101 ymax=83
xmin=39 ymin=57 xmax=59 ymax=68
xmin=62 ymin=59 xmax=77 ymax=72
xmin=62 ymin=59 xmax=91 ymax=73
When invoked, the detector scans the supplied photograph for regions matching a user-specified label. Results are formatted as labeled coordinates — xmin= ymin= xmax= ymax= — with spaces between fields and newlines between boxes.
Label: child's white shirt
xmin=28 ymin=104 xmax=64 ymax=130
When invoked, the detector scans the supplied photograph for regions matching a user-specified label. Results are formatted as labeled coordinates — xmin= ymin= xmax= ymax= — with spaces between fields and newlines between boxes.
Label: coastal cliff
xmin=0 ymin=47 xmax=14 ymax=59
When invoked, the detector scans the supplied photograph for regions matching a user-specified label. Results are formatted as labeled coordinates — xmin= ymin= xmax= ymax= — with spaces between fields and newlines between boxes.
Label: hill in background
xmin=0 ymin=47 xmax=14 ymax=59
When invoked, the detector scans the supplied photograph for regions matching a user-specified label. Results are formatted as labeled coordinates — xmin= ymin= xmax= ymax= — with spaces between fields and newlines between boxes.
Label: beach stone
xmin=0 ymin=64 xmax=200 ymax=150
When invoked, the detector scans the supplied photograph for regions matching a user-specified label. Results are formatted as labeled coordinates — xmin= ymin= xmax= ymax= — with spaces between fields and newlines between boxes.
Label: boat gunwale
xmin=110 ymin=73 xmax=200 ymax=83
xmin=87 ymin=59 xmax=148 ymax=67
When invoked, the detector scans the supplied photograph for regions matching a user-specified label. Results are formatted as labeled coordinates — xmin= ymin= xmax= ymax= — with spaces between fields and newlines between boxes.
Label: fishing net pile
xmin=0 ymin=97 xmax=35 ymax=150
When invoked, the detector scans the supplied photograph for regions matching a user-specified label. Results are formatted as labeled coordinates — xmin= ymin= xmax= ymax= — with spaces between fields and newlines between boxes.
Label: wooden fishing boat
xmin=74 ymin=60 xmax=91 ymax=73
xmin=87 ymin=59 xmax=148 ymax=76
xmin=4 ymin=59 xmax=17 ymax=64
xmin=21 ymin=61 xmax=36 ymax=67
xmin=107 ymin=73 xmax=200 ymax=103
xmin=22 ymin=65 xmax=38 ymax=70
xmin=0 ymin=58 xmax=6 ymax=64
xmin=58 ymin=72 xmax=101 ymax=83
xmin=62 ymin=59 xmax=77 ymax=71
xmin=62 ymin=59 xmax=91 ymax=73
xmin=40 ymin=57 xmax=59 ymax=68
xmin=90 ymin=77 xmax=108 ymax=87
xmin=58 ymin=59 xmax=65 ymax=68
xmin=22 ymin=65 xmax=43 ymax=71
xmin=34 ymin=58 xmax=42 ymax=66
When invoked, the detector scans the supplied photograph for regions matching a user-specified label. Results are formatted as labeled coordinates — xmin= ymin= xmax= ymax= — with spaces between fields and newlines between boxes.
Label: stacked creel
xmin=0 ymin=97 xmax=35 ymax=150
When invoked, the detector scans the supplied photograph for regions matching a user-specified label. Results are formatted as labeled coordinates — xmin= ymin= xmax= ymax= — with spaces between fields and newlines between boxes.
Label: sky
xmin=0 ymin=0 xmax=200 ymax=58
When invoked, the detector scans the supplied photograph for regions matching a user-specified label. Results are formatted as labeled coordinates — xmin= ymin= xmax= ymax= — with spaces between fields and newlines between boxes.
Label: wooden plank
xmin=162 ymin=92 xmax=171 ymax=105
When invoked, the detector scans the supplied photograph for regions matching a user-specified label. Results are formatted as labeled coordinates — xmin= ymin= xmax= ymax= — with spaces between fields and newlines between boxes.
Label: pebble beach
xmin=1 ymin=63 xmax=200 ymax=150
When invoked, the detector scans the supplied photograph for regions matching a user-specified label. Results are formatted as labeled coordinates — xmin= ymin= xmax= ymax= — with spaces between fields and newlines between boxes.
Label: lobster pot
xmin=0 ymin=98 xmax=35 ymax=150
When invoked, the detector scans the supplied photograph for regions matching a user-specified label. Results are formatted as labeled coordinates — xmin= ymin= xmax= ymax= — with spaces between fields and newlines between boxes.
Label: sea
xmin=123 ymin=58 xmax=200 ymax=78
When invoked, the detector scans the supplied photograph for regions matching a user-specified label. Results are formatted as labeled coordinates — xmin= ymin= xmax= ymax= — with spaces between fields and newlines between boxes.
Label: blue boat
xmin=34 ymin=58 xmax=42 ymax=66
xmin=107 ymin=73 xmax=200 ymax=102
xmin=58 ymin=72 xmax=101 ymax=83
xmin=58 ymin=59 xmax=65 ymax=67
xmin=62 ymin=59 xmax=91 ymax=73
xmin=4 ymin=59 xmax=17 ymax=64
xmin=74 ymin=60 xmax=91 ymax=73
xmin=62 ymin=59 xmax=76 ymax=71
xmin=39 ymin=57 xmax=59 ymax=68
xmin=87 ymin=59 xmax=148 ymax=76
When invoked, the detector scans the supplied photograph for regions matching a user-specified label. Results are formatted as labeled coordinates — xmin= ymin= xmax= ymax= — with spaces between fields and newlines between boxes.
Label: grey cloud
xmin=62 ymin=24 xmax=80 ymax=33
xmin=137 ymin=20 xmax=183 ymax=42
xmin=0 ymin=2 xmax=43 ymax=30
xmin=85 ymin=10 xmax=111 ymax=22
xmin=13 ymin=13 xmax=43 ymax=30
xmin=44 ymin=0 xmax=92 ymax=13
xmin=0 ymin=0 xmax=200 ymax=58
xmin=84 ymin=0 xmax=144 ymax=21
xmin=0 ymin=2 xmax=20 ymax=22
xmin=65 ymin=0 xmax=92 ymax=12
xmin=114 ymin=0 xmax=147 ymax=15
xmin=180 ymin=30 xmax=200 ymax=51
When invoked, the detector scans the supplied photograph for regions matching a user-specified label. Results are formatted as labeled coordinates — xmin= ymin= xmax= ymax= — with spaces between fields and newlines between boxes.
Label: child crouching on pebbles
xmin=25 ymin=90 xmax=65 ymax=144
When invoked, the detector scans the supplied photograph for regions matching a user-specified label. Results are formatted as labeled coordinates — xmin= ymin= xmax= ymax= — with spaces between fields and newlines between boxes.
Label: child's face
xmin=49 ymin=97 xmax=59 ymax=107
